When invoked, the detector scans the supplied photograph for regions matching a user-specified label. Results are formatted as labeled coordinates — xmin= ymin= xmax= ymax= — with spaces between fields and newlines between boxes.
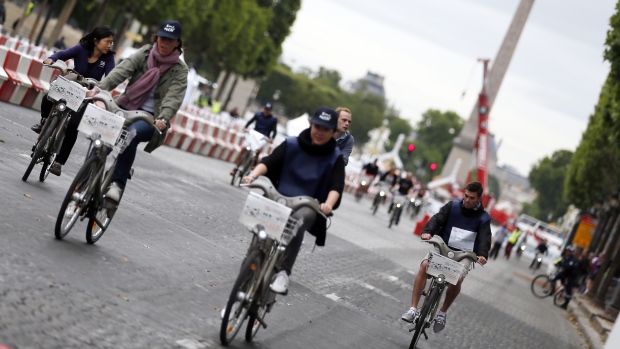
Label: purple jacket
xmin=48 ymin=44 xmax=115 ymax=80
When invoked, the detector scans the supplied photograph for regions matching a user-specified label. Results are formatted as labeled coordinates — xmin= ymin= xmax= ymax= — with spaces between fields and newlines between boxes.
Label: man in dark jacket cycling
xmin=401 ymin=181 xmax=492 ymax=333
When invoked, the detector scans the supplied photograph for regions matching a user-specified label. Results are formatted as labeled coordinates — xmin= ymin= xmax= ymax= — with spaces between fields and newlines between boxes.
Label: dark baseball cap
xmin=264 ymin=102 xmax=273 ymax=110
xmin=157 ymin=20 xmax=182 ymax=40
xmin=311 ymin=107 xmax=338 ymax=129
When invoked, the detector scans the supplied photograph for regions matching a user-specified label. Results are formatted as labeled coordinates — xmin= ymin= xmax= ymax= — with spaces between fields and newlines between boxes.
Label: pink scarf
xmin=117 ymin=43 xmax=181 ymax=110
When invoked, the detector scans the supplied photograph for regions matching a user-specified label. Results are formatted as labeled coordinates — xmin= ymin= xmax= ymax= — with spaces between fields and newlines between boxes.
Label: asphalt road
xmin=0 ymin=101 xmax=587 ymax=349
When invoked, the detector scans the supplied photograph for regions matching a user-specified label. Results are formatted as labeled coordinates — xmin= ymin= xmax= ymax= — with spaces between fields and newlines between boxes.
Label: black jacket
xmin=423 ymin=200 xmax=492 ymax=258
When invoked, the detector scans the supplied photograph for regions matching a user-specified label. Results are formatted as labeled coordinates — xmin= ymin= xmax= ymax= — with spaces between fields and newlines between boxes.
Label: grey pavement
xmin=0 ymin=101 xmax=588 ymax=348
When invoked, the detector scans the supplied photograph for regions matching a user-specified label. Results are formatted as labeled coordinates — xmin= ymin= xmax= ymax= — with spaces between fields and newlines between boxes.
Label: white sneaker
xmin=106 ymin=182 xmax=122 ymax=203
xmin=270 ymin=270 xmax=289 ymax=295
xmin=433 ymin=312 xmax=446 ymax=333
xmin=401 ymin=307 xmax=419 ymax=323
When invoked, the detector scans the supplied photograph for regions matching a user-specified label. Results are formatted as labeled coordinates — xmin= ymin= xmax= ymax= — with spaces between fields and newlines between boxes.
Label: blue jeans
xmin=112 ymin=120 xmax=154 ymax=188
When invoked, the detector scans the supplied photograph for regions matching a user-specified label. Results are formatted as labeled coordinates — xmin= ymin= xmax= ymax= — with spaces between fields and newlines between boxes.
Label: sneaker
xmin=433 ymin=312 xmax=446 ymax=333
xmin=401 ymin=307 xmax=419 ymax=323
xmin=31 ymin=123 xmax=43 ymax=134
xmin=106 ymin=182 xmax=122 ymax=203
xmin=49 ymin=162 xmax=62 ymax=176
xmin=270 ymin=270 xmax=289 ymax=295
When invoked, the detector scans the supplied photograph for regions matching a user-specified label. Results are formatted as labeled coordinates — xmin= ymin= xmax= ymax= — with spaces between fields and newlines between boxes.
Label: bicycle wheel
xmin=85 ymin=207 xmax=111 ymax=244
xmin=531 ymin=274 xmax=554 ymax=298
xmin=54 ymin=156 xmax=99 ymax=239
xmin=220 ymin=250 xmax=262 ymax=346
xmin=410 ymin=287 xmax=440 ymax=349
xmin=245 ymin=294 xmax=270 ymax=342
xmin=389 ymin=213 xmax=395 ymax=228
xmin=23 ymin=117 xmax=57 ymax=181
xmin=553 ymin=288 xmax=567 ymax=307
xmin=372 ymin=198 xmax=379 ymax=215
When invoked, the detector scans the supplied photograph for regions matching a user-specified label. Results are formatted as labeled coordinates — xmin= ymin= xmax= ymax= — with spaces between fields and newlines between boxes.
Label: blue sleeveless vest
xmin=440 ymin=200 xmax=491 ymax=253
xmin=278 ymin=137 xmax=341 ymax=203
xmin=254 ymin=112 xmax=277 ymax=137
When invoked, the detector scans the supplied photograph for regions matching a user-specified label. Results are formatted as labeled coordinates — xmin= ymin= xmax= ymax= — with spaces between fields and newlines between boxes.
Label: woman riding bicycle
xmin=85 ymin=20 xmax=188 ymax=202
xmin=31 ymin=26 xmax=116 ymax=176
xmin=241 ymin=107 xmax=345 ymax=295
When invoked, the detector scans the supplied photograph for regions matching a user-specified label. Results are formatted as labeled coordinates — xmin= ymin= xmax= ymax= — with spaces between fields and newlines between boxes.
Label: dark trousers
xmin=111 ymin=120 xmax=155 ymax=188
xmin=489 ymin=241 xmax=502 ymax=260
xmin=280 ymin=206 xmax=317 ymax=275
xmin=41 ymin=95 xmax=87 ymax=165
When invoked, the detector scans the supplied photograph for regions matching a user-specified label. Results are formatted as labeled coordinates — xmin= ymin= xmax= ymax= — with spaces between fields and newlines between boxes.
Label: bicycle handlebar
xmin=241 ymin=177 xmax=328 ymax=219
xmin=423 ymin=235 xmax=480 ymax=264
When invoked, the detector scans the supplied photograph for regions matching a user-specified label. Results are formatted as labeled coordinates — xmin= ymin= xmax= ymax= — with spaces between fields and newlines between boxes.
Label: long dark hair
xmin=79 ymin=26 xmax=115 ymax=57
xmin=151 ymin=34 xmax=184 ymax=53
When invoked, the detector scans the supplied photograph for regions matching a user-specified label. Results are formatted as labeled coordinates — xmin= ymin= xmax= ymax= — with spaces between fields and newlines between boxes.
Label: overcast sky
xmin=280 ymin=0 xmax=617 ymax=176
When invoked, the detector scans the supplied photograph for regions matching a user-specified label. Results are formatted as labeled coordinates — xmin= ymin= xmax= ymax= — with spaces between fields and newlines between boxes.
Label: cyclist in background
xmin=31 ymin=26 xmax=116 ymax=176
xmin=230 ymin=102 xmax=277 ymax=176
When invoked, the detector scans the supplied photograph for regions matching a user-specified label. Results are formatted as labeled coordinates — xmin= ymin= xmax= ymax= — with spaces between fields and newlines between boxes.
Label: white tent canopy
xmin=286 ymin=113 xmax=310 ymax=137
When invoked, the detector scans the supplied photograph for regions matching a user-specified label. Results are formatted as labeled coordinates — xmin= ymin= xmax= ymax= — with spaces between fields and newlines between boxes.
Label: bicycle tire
xmin=220 ymin=250 xmax=262 ymax=346
xmin=531 ymin=274 xmax=554 ymax=298
xmin=39 ymin=158 xmax=51 ymax=182
xmin=372 ymin=199 xmax=379 ymax=215
xmin=23 ymin=117 xmax=57 ymax=182
xmin=54 ymin=156 xmax=99 ymax=239
xmin=85 ymin=207 xmax=111 ymax=244
xmin=389 ymin=214 xmax=394 ymax=228
xmin=410 ymin=287 xmax=440 ymax=349
xmin=236 ymin=161 xmax=250 ymax=187
xmin=245 ymin=293 xmax=270 ymax=342
xmin=553 ymin=288 xmax=567 ymax=307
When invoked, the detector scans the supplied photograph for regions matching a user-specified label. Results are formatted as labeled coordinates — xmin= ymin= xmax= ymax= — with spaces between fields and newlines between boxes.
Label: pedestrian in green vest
xmin=504 ymin=229 xmax=522 ymax=259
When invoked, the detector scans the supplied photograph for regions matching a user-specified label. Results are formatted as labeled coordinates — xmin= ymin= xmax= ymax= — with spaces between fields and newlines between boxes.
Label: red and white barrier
xmin=20 ymin=58 xmax=45 ymax=109
xmin=0 ymin=49 xmax=23 ymax=102
xmin=8 ymin=54 xmax=34 ymax=105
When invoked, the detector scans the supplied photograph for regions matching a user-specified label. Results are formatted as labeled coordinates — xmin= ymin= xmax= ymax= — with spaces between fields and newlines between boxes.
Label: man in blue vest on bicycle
xmin=242 ymin=107 xmax=345 ymax=295
xmin=230 ymin=102 xmax=278 ymax=176
xmin=401 ymin=181 xmax=492 ymax=333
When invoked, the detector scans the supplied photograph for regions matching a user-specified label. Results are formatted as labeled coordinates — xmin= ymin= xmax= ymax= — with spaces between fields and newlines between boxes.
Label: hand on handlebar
xmin=86 ymin=90 xmax=97 ymax=98
xmin=241 ymin=175 xmax=255 ymax=184
xmin=268 ymin=138 xmax=273 ymax=144
xmin=319 ymin=203 xmax=333 ymax=216
xmin=477 ymin=256 xmax=487 ymax=265
xmin=154 ymin=119 xmax=167 ymax=132
xmin=43 ymin=58 xmax=53 ymax=65
xmin=420 ymin=233 xmax=431 ymax=240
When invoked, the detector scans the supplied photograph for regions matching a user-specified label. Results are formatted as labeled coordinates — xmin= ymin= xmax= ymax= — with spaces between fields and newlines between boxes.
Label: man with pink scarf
xmin=87 ymin=20 xmax=188 ymax=202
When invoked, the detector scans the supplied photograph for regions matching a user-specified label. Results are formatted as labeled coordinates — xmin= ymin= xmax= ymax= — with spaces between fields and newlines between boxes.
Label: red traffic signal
xmin=429 ymin=163 xmax=437 ymax=171
xmin=407 ymin=143 xmax=415 ymax=152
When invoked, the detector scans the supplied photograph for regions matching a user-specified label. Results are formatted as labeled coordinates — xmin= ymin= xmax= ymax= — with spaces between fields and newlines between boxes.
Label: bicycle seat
xmin=245 ymin=177 xmax=326 ymax=218
xmin=92 ymin=90 xmax=155 ymax=127
xmin=425 ymin=235 xmax=478 ymax=263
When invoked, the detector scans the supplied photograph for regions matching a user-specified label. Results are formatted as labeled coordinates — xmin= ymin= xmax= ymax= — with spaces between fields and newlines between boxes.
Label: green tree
xmin=525 ymin=150 xmax=573 ymax=221
xmin=407 ymin=109 xmax=464 ymax=181
xmin=564 ymin=1 xmax=620 ymax=209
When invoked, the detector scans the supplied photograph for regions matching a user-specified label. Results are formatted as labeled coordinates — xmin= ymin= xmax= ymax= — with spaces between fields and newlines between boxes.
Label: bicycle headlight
xmin=94 ymin=139 xmax=102 ymax=148
xmin=396 ymin=203 xmax=401 ymax=208
xmin=410 ymin=198 xmax=415 ymax=203
xmin=379 ymin=191 xmax=385 ymax=196
xmin=361 ymin=180 xmax=367 ymax=186
xmin=258 ymin=230 xmax=267 ymax=240
xmin=246 ymin=146 xmax=251 ymax=151
xmin=56 ymin=102 xmax=67 ymax=112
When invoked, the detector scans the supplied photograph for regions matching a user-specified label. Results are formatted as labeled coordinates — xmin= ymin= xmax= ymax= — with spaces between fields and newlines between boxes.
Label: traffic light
xmin=429 ymin=163 xmax=437 ymax=171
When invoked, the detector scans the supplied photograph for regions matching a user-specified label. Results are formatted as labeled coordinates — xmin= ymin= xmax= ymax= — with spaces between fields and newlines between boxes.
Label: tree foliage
xmin=525 ymin=150 xmax=573 ymax=221
xmin=565 ymin=0 xmax=620 ymax=209
xmin=68 ymin=0 xmax=300 ymax=81
xmin=403 ymin=109 xmax=464 ymax=181
xmin=256 ymin=63 xmax=386 ymax=144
